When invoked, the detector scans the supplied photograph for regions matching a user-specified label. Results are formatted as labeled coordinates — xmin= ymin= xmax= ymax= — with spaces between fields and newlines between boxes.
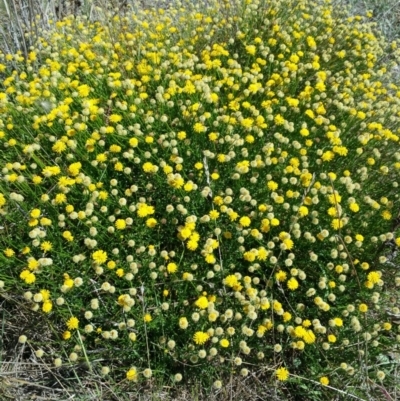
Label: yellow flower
xmin=40 ymin=289 xmax=51 ymax=301
xmin=42 ymin=301 xmax=53 ymax=313
xmin=126 ymin=367 xmax=138 ymax=381
xmin=245 ymin=45 xmax=256 ymax=55
xmin=328 ymin=334 xmax=336 ymax=343
xmin=62 ymin=231 xmax=74 ymax=242
xmin=331 ymin=218 xmax=344 ymax=230
xmin=367 ymin=271 xmax=380 ymax=284
xmin=275 ymin=367 xmax=289 ymax=381
xmin=228 ymin=211 xmax=239 ymax=221
xmin=66 ymin=317 xmax=79 ymax=330
xmin=167 ymin=263 xmax=178 ymax=274
xmin=359 ymin=303 xmax=368 ymax=313
xmin=193 ymin=331 xmax=210 ymax=345
xmin=115 ymin=219 xmax=126 ymax=230
xmin=4 ymin=248 xmax=15 ymax=257
xmin=193 ymin=122 xmax=206 ymax=133
xmin=63 ymin=331 xmax=71 ymax=340
xmin=109 ymin=114 xmax=122 ymax=123
xmin=298 ymin=206 xmax=308 ymax=217
xmin=129 ymin=137 xmax=138 ymax=147
xmin=220 ymin=338 xmax=229 ymax=347
xmin=177 ymin=131 xmax=186 ymax=140
xmin=179 ymin=317 xmax=189 ymax=329
xmin=383 ymin=322 xmax=392 ymax=331
xmin=195 ymin=296 xmax=209 ymax=309
xmin=40 ymin=241 xmax=52 ymax=252
xmin=20 ymin=270 xmax=36 ymax=284
xmin=55 ymin=193 xmax=67 ymax=204
xmin=144 ymin=314 xmax=152 ymax=323
xmin=30 ymin=208 xmax=41 ymax=218
xmin=275 ymin=271 xmax=287 ymax=282
xmin=267 ymin=180 xmax=278 ymax=191
xmin=287 ymin=277 xmax=299 ymax=290
xmin=320 ymin=376 xmax=329 ymax=386
xmin=187 ymin=240 xmax=198 ymax=250
xmin=205 ymin=253 xmax=216 ymax=264
xmin=0 ymin=193 xmax=6 ymax=207
xmin=303 ymin=329 xmax=316 ymax=344
xmin=283 ymin=312 xmax=292 ymax=322
xmin=146 ymin=218 xmax=157 ymax=228
xmin=271 ymin=218 xmax=280 ymax=226
xmin=92 ymin=250 xmax=107 ymax=264
xmin=209 ymin=210 xmax=220 ymax=220
xmin=224 ymin=275 xmax=239 ymax=288
xmin=294 ymin=326 xmax=306 ymax=338
xmin=143 ymin=162 xmax=156 ymax=173
xmin=239 ymin=216 xmax=251 ymax=227
xmin=137 ymin=203 xmax=155 ymax=217
xmin=349 ymin=202 xmax=359 ymax=212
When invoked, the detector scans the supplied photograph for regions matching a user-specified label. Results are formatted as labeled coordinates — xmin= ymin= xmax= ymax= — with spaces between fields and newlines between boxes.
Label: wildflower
xmin=179 ymin=317 xmax=189 ymax=329
xmin=4 ymin=248 xmax=14 ymax=257
xmin=376 ymin=371 xmax=385 ymax=381
xmin=220 ymin=339 xmax=229 ymax=347
xmin=195 ymin=296 xmax=209 ymax=309
xmin=115 ymin=219 xmax=126 ymax=230
xmin=167 ymin=263 xmax=178 ymax=274
xmin=298 ymin=206 xmax=308 ymax=217
xmin=328 ymin=334 xmax=336 ymax=343
xmin=303 ymin=330 xmax=316 ymax=344
xmin=62 ymin=331 xmax=71 ymax=340
xmin=287 ymin=277 xmax=299 ymax=290
xmin=275 ymin=367 xmax=289 ymax=381
xmin=126 ymin=367 xmax=138 ymax=381
xmin=275 ymin=271 xmax=287 ymax=282
xmin=187 ymin=240 xmax=198 ymax=250
xmin=143 ymin=313 xmax=152 ymax=323
xmin=137 ymin=203 xmax=155 ymax=217
xmin=367 ymin=271 xmax=380 ymax=284
xmin=193 ymin=331 xmax=210 ymax=345
xmin=92 ymin=250 xmax=107 ymax=264
xmin=62 ymin=231 xmax=74 ymax=242
xmin=209 ymin=210 xmax=220 ymax=220
xmin=320 ymin=377 xmax=329 ymax=386
xmin=224 ymin=275 xmax=239 ymax=288
xmin=40 ymin=241 xmax=52 ymax=252
xmin=20 ymin=270 xmax=36 ymax=284
xmin=267 ymin=180 xmax=278 ymax=191
xmin=239 ymin=216 xmax=251 ymax=227
xmin=66 ymin=317 xmax=79 ymax=330
xmin=42 ymin=301 xmax=53 ymax=313
xmin=383 ymin=322 xmax=392 ymax=331
xmin=331 ymin=218 xmax=344 ymax=230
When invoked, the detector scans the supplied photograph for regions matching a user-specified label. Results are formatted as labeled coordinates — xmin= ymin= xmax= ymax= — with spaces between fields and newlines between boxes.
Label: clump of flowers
xmin=1 ymin=0 xmax=400 ymax=394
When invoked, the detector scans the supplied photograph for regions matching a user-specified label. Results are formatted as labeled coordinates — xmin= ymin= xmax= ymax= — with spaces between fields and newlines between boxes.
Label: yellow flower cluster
xmin=1 ymin=0 xmax=400 ymax=391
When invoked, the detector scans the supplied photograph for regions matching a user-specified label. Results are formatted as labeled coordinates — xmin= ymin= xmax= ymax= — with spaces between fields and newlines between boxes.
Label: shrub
xmin=1 ymin=0 xmax=400 ymax=395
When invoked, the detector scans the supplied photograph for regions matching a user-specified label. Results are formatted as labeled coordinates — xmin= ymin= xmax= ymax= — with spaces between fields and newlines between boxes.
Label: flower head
xmin=193 ymin=331 xmax=210 ymax=345
xmin=275 ymin=367 xmax=289 ymax=381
